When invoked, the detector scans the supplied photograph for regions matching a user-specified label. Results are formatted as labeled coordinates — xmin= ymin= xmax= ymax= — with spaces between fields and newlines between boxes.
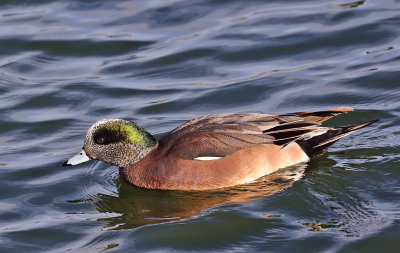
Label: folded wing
xmin=159 ymin=109 xmax=353 ymax=160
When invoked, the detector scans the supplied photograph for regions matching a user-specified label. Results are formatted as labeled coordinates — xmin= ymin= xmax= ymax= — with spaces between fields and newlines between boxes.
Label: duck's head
xmin=63 ymin=119 xmax=157 ymax=167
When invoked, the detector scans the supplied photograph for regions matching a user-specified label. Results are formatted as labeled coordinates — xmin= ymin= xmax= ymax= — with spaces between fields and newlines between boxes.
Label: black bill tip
xmin=62 ymin=160 xmax=71 ymax=167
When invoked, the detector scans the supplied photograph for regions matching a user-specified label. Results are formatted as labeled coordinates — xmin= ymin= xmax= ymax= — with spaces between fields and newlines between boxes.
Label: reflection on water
xmin=74 ymin=164 xmax=307 ymax=230
xmin=300 ymin=155 xmax=392 ymax=237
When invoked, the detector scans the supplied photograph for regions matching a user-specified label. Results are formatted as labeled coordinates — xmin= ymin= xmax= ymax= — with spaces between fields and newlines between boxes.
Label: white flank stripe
xmin=194 ymin=156 xmax=222 ymax=161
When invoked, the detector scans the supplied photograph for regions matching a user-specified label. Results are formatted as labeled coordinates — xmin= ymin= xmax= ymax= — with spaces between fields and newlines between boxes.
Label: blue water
xmin=0 ymin=0 xmax=399 ymax=252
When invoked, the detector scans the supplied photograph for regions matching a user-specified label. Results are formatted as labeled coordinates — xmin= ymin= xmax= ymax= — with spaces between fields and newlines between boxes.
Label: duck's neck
xmin=119 ymin=126 xmax=158 ymax=167
xmin=119 ymin=144 xmax=166 ymax=188
xmin=120 ymin=140 xmax=158 ymax=168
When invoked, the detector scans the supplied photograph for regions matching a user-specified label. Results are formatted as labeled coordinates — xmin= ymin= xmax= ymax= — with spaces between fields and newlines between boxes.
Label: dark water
xmin=1 ymin=0 xmax=399 ymax=252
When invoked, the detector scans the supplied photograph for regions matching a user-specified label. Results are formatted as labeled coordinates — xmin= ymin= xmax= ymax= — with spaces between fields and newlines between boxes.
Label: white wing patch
xmin=194 ymin=156 xmax=222 ymax=161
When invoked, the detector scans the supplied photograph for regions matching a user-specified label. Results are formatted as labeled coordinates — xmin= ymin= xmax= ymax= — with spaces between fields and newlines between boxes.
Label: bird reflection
xmin=82 ymin=163 xmax=308 ymax=230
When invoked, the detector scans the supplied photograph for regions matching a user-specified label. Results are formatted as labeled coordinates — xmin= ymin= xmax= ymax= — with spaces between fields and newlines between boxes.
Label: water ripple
xmin=0 ymin=0 xmax=399 ymax=252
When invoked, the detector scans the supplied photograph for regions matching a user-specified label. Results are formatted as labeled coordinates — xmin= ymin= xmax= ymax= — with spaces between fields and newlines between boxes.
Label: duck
xmin=63 ymin=106 xmax=377 ymax=190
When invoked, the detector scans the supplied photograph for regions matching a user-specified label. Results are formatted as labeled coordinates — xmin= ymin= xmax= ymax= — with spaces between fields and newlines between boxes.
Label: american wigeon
xmin=63 ymin=107 xmax=377 ymax=190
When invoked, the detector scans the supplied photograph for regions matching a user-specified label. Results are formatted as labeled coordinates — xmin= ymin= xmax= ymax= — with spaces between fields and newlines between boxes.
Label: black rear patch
xmin=296 ymin=119 xmax=378 ymax=158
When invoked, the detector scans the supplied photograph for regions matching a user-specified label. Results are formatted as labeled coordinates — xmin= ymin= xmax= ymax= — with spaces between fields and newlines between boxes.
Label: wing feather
xmin=158 ymin=110 xmax=348 ymax=160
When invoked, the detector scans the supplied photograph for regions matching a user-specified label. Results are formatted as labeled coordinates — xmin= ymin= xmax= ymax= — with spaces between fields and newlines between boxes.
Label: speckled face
xmin=83 ymin=119 xmax=157 ymax=167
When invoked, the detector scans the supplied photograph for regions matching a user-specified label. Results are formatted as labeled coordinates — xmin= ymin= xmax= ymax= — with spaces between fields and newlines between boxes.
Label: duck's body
xmin=63 ymin=107 xmax=377 ymax=190
xmin=119 ymin=142 xmax=308 ymax=190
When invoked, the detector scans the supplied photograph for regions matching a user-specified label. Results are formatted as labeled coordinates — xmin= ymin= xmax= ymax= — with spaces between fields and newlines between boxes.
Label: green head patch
xmin=93 ymin=120 xmax=156 ymax=147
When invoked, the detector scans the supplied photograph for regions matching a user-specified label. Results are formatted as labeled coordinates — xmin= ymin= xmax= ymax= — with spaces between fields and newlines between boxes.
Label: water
xmin=1 ymin=0 xmax=399 ymax=252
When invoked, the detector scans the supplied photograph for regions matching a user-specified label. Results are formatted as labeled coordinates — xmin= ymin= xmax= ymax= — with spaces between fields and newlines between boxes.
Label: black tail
xmin=297 ymin=119 xmax=379 ymax=158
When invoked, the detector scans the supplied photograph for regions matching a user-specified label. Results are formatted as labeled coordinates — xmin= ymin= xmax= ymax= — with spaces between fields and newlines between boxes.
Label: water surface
xmin=0 ymin=0 xmax=399 ymax=252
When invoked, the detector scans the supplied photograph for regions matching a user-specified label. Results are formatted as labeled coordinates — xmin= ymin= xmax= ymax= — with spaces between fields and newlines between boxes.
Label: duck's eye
xmin=95 ymin=136 xmax=105 ymax=144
